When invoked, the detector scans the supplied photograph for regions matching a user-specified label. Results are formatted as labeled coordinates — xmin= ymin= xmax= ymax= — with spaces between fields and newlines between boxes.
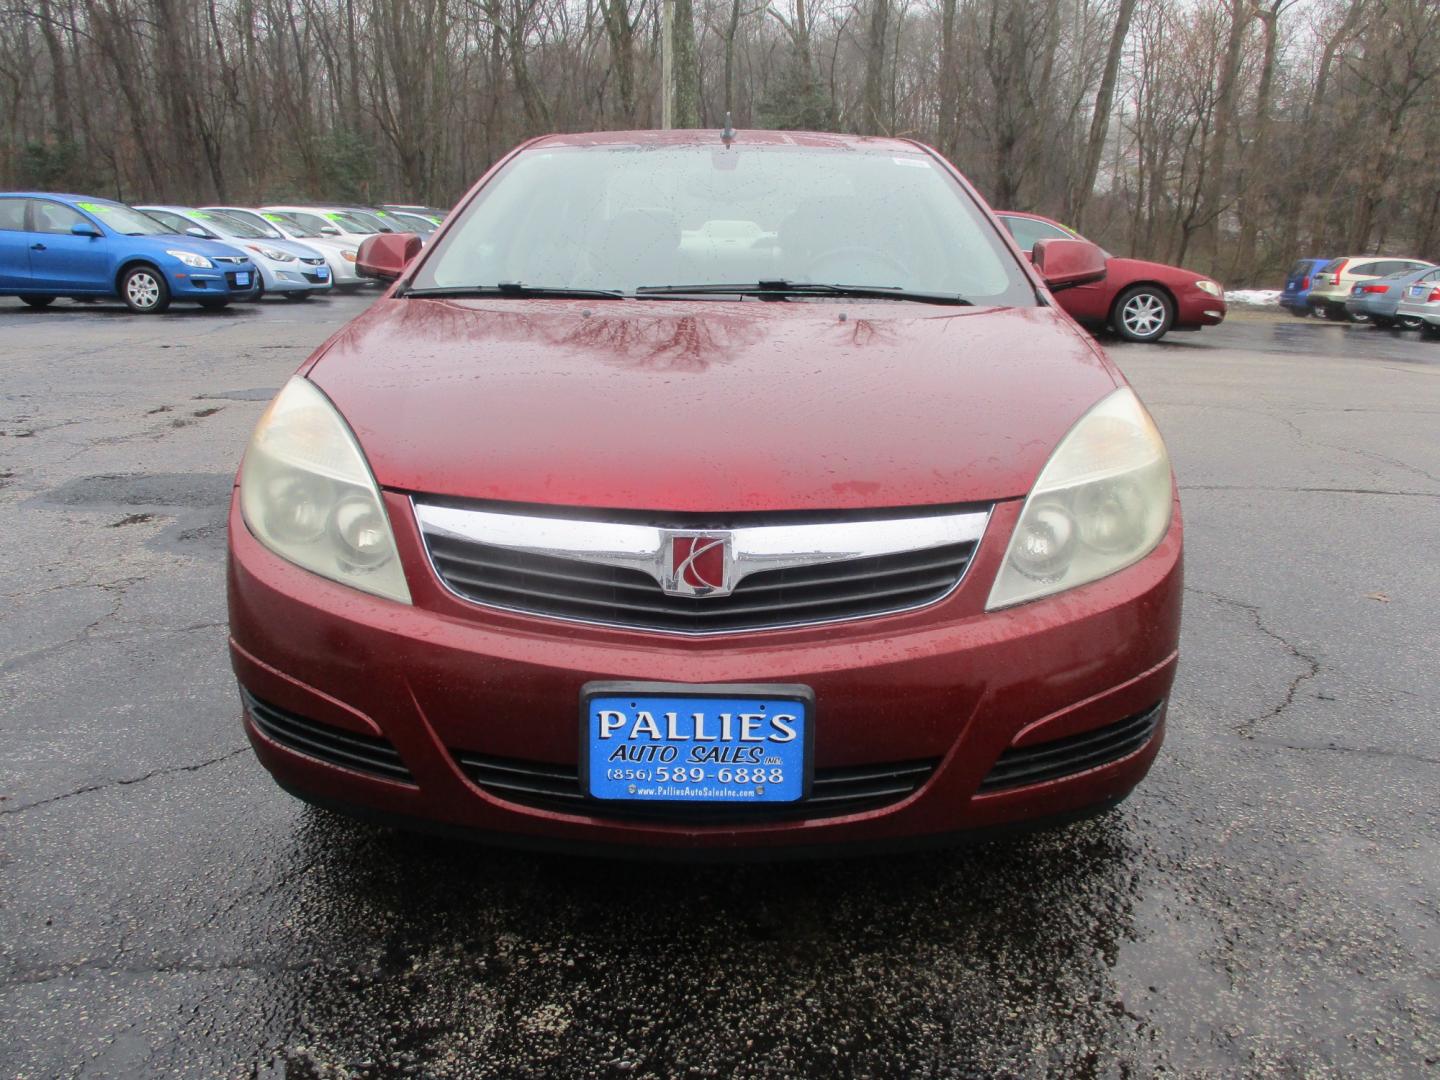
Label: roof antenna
xmin=721 ymin=112 xmax=735 ymax=147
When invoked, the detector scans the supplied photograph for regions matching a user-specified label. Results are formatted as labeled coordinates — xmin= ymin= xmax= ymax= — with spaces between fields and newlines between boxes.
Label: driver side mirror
xmin=1032 ymin=238 xmax=1106 ymax=291
xmin=357 ymin=232 xmax=422 ymax=281
xmin=70 ymin=222 xmax=101 ymax=238
xmin=319 ymin=225 xmax=341 ymax=236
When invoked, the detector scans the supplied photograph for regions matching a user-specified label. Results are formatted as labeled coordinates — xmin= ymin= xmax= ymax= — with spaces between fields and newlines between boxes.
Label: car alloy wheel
xmin=1398 ymin=315 xmax=1424 ymax=330
xmin=121 ymin=267 xmax=170 ymax=314
xmin=1114 ymin=287 xmax=1173 ymax=342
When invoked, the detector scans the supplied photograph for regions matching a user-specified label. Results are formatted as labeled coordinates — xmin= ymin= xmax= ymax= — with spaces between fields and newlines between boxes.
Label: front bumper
xmin=1175 ymin=290 xmax=1225 ymax=328
xmin=170 ymin=264 xmax=261 ymax=300
xmin=227 ymin=491 xmax=1183 ymax=856
xmin=257 ymin=261 xmax=333 ymax=294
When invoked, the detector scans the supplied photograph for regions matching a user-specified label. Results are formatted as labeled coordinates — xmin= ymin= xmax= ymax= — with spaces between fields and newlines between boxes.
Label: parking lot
xmin=1 ymin=296 xmax=1437 ymax=1077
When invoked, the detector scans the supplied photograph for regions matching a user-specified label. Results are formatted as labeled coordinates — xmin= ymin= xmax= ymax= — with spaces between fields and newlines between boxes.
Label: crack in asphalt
xmin=1185 ymin=587 xmax=1322 ymax=738
xmin=0 ymin=747 xmax=249 ymax=815
xmin=1249 ymin=738 xmax=1440 ymax=767
xmin=1181 ymin=484 xmax=1440 ymax=499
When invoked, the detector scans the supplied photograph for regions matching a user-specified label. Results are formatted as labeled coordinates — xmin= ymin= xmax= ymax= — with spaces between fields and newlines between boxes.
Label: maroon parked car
xmin=998 ymin=211 xmax=1226 ymax=343
xmin=228 ymin=130 xmax=1182 ymax=857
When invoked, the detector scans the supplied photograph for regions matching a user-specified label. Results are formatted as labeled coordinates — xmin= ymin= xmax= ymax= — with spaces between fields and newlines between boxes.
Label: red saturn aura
xmin=997 ymin=210 xmax=1226 ymax=343
xmin=228 ymin=130 xmax=1182 ymax=858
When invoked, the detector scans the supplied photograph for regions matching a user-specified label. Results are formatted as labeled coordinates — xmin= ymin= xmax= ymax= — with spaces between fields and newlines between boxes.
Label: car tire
xmin=1421 ymin=323 xmax=1440 ymax=340
xmin=1398 ymin=315 xmax=1424 ymax=330
xmin=20 ymin=295 xmax=56 ymax=309
xmin=120 ymin=265 xmax=171 ymax=314
xmin=1288 ymin=306 xmax=1311 ymax=318
xmin=1112 ymin=286 xmax=1174 ymax=343
xmin=252 ymin=280 xmax=265 ymax=302
xmin=198 ymin=298 xmax=230 ymax=311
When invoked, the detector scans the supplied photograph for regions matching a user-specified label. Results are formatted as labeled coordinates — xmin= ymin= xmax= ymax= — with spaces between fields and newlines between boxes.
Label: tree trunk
xmin=1198 ymin=0 xmax=1251 ymax=276
xmin=672 ymin=0 xmax=700 ymax=126
xmin=1070 ymin=0 xmax=1137 ymax=231
xmin=862 ymin=0 xmax=889 ymax=134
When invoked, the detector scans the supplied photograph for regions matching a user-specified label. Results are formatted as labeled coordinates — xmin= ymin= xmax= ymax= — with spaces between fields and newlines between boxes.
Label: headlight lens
xmin=250 ymin=245 xmax=295 ymax=262
xmin=239 ymin=377 xmax=411 ymax=604
xmin=167 ymin=249 xmax=213 ymax=269
xmin=1195 ymin=279 xmax=1223 ymax=297
xmin=987 ymin=388 xmax=1172 ymax=610
xmin=341 ymin=250 xmax=358 ymax=262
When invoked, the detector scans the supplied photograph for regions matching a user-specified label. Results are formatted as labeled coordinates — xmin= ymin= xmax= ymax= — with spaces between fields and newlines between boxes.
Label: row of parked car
xmin=1279 ymin=255 xmax=1440 ymax=334
xmin=0 ymin=192 xmax=445 ymax=313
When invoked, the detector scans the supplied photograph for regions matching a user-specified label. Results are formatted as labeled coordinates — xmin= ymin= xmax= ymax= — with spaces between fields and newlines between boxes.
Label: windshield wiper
xmin=402 ymin=283 xmax=627 ymax=300
xmin=634 ymin=281 xmax=973 ymax=305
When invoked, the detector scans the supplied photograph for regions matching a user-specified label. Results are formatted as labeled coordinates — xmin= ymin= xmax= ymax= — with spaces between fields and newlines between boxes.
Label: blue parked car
xmin=0 ymin=193 xmax=260 ymax=313
xmin=1279 ymin=258 xmax=1330 ymax=317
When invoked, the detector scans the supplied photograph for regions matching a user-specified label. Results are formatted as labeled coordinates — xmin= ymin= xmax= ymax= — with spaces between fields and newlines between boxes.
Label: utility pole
xmin=661 ymin=0 xmax=674 ymax=129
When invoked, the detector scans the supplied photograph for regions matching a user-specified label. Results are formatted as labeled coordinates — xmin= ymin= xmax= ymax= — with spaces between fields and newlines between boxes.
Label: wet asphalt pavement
xmin=1 ymin=296 xmax=1437 ymax=1078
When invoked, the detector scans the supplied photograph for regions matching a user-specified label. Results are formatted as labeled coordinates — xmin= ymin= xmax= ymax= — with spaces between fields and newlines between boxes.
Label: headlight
xmin=167 ymin=249 xmax=213 ymax=269
xmin=1194 ymin=279 xmax=1223 ymax=297
xmin=239 ymin=378 xmax=411 ymax=604
xmin=250 ymin=245 xmax=295 ymax=262
xmin=341 ymin=250 xmax=358 ymax=262
xmin=987 ymin=388 xmax=1172 ymax=610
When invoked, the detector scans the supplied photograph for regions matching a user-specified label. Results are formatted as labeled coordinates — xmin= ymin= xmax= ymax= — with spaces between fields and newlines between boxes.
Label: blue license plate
xmin=582 ymin=682 xmax=812 ymax=803
xmin=1410 ymin=286 xmax=1425 ymax=298
xmin=235 ymin=272 xmax=250 ymax=286
xmin=315 ymin=266 xmax=329 ymax=278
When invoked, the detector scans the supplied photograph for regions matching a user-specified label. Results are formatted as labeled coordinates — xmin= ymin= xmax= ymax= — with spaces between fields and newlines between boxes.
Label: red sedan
xmin=228 ymin=130 xmax=1182 ymax=857
xmin=998 ymin=211 xmax=1226 ymax=342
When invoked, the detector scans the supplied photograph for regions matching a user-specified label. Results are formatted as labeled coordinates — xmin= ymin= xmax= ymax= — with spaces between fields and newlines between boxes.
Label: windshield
xmin=389 ymin=211 xmax=437 ymax=235
xmin=194 ymin=210 xmax=269 ymax=239
xmin=81 ymin=200 xmax=173 ymax=236
xmin=319 ymin=210 xmax=378 ymax=234
xmin=267 ymin=211 xmax=332 ymax=237
xmin=344 ymin=209 xmax=391 ymax=232
xmin=412 ymin=145 xmax=1032 ymax=303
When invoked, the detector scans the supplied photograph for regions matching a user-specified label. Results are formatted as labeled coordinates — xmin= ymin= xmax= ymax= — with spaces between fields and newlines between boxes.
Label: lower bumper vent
xmin=453 ymin=751 xmax=937 ymax=822
xmin=979 ymin=701 xmax=1163 ymax=793
xmin=242 ymin=687 xmax=414 ymax=784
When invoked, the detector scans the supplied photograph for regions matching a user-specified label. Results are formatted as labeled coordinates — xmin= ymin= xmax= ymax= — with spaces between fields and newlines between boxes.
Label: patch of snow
xmin=1225 ymin=288 xmax=1283 ymax=306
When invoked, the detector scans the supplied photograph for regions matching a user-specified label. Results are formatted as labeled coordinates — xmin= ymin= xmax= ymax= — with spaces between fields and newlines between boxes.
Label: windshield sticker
xmin=76 ymin=202 xmax=102 ymax=211
xmin=263 ymin=213 xmax=283 ymax=221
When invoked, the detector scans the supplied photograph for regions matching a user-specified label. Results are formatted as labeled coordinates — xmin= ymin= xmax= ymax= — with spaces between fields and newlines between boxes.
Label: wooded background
xmin=4 ymin=0 xmax=1439 ymax=283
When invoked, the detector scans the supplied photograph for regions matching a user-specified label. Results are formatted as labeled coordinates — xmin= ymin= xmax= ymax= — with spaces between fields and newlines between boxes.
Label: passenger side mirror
xmin=70 ymin=222 xmax=101 ymax=238
xmin=357 ymin=232 xmax=422 ymax=281
xmin=1032 ymin=238 xmax=1107 ymax=291
xmin=185 ymin=226 xmax=211 ymax=239
xmin=320 ymin=226 xmax=341 ymax=236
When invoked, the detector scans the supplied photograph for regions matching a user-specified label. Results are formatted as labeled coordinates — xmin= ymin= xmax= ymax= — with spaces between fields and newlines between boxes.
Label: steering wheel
xmin=804 ymin=246 xmax=911 ymax=284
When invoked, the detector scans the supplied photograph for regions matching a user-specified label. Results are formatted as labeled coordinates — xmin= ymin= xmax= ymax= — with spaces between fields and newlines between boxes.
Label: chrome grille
xmin=453 ymin=750 xmax=937 ymax=821
xmin=416 ymin=501 xmax=987 ymax=634
xmin=212 ymin=255 xmax=248 ymax=265
xmin=979 ymin=701 xmax=1163 ymax=792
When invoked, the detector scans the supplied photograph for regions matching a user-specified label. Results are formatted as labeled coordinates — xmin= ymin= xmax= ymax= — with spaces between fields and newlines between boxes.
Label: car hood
xmin=124 ymin=234 xmax=249 ymax=261
xmin=306 ymin=298 xmax=1121 ymax=512
xmin=1105 ymin=256 xmax=1205 ymax=286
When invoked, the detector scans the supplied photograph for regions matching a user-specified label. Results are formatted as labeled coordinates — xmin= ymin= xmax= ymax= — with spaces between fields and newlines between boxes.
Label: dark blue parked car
xmin=1279 ymin=258 xmax=1329 ymax=317
xmin=0 ymin=193 xmax=259 ymax=313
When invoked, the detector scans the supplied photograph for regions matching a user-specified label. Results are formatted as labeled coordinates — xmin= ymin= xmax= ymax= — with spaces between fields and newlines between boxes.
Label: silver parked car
xmin=1395 ymin=268 xmax=1440 ymax=337
xmin=1343 ymin=263 xmax=1439 ymax=329
xmin=138 ymin=206 xmax=333 ymax=300
xmin=202 ymin=206 xmax=366 ymax=292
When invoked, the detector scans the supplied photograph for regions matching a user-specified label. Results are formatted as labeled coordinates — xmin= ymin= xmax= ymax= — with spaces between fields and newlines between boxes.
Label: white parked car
xmin=203 ymin=206 xmax=365 ymax=292
xmin=138 ymin=206 xmax=332 ymax=300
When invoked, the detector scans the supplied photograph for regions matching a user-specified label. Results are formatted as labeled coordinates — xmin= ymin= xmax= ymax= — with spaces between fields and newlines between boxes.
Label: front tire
xmin=1112 ymin=286 xmax=1174 ymax=343
xmin=121 ymin=266 xmax=170 ymax=314
xmin=21 ymin=295 xmax=56 ymax=309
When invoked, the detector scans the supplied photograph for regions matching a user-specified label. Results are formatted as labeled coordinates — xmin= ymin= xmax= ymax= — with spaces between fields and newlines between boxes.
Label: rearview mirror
xmin=1032 ymin=238 xmax=1107 ymax=291
xmin=70 ymin=222 xmax=101 ymax=238
xmin=357 ymin=232 xmax=422 ymax=281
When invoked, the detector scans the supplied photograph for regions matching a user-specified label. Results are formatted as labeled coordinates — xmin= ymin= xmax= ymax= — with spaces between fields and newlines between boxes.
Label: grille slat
xmin=423 ymin=524 xmax=977 ymax=634
xmin=243 ymin=689 xmax=414 ymax=783
xmin=453 ymin=750 xmax=937 ymax=822
xmin=979 ymin=702 xmax=1163 ymax=793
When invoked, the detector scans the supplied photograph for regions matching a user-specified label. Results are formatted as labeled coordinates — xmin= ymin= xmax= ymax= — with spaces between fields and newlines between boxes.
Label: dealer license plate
xmin=235 ymin=272 xmax=250 ymax=286
xmin=582 ymin=682 xmax=813 ymax=804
